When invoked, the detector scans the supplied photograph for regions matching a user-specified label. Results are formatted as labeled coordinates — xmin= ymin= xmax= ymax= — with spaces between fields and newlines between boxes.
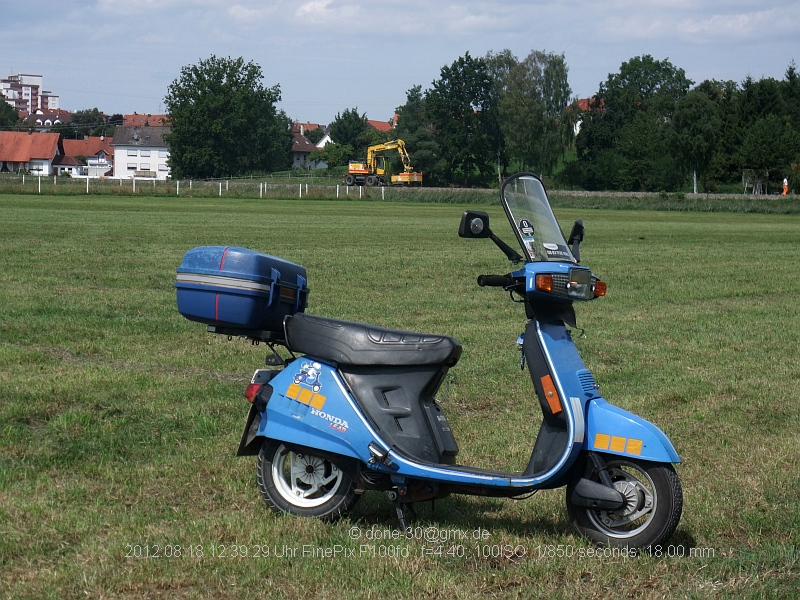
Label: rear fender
xmin=586 ymin=399 xmax=680 ymax=463
xmin=236 ymin=405 xmax=263 ymax=456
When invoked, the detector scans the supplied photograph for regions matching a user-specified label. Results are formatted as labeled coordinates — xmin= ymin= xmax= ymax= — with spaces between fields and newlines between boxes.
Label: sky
xmin=2 ymin=0 xmax=798 ymax=126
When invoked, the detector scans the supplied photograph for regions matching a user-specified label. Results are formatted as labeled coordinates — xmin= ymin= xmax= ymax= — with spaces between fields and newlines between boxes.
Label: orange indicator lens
xmin=535 ymin=274 xmax=554 ymax=293
xmin=593 ymin=281 xmax=607 ymax=297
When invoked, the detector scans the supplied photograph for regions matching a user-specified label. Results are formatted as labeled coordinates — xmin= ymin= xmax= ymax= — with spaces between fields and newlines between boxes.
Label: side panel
xmin=586 ymin=398 xmax=680 ymax=463
xmin=256 ymin=358 xmax=379 ymax=464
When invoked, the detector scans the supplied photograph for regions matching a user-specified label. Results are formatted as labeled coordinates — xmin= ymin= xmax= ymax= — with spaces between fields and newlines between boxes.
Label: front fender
xmin=586 ymin=399 xmax=680 ymax=463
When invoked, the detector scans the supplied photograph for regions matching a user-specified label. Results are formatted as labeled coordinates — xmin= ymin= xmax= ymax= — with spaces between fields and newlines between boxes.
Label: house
xmin=61 ymin=136 xmax=115 ymax=178
xmin=51 ymin=154 xmax=85 ymax=177
xmin=291 ymin=132 xmax=325 ymax=170
xmin=23 ymin=108 xmax=72 ymax=131
xmin=111 ymin=126 xmax=171 ymax=179
xmin=0 ymin=131 xmax=61 ymax=175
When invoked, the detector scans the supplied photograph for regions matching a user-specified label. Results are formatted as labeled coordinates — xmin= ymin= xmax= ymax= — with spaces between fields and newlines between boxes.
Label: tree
xmin=0 ymin=101 xmax=19 ymax=130
xmin=313 ymin=142 xmax=353 ymax=169
xmin=56 ymin=108 xmax=108 ymax=139
xmin=164 ymin=55 xmax=291 ymax=179
xmin=328 ymin=108 xmax=369 ymax=160
xmin=671 ymin=90 xmax=721 ymax=192
xmin=574 ymin=55 xmax=692 ymax=190
xmin=393 ymin=85 xmax=445 ymax=185
xmin=498 ymin=50 xmax=573 ymax=176
xmin=740 ymin=114 xmax=798 ymax=188
xmin=425 ymin=52 xmax=500 ymax=186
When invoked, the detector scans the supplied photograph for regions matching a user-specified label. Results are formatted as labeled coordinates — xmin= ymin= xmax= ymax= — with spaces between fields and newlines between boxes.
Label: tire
xmin=344 ymin=174 xmax=355 ymax=186
xmin=256 ymin=439 xmax=357 ymax=521
xmin=566 ymin=455 xmax=682 ymax=548
xmin=365 ymin=175 xmax=376 ymax=186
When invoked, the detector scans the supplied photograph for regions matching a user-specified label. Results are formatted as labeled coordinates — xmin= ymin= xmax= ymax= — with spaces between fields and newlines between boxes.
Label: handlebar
xmin=477 ymin=274 xmax=515 ymax=288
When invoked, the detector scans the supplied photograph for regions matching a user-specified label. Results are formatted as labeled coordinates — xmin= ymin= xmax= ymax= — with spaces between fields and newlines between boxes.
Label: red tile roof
xmin=62 ymin=136 xmax=114 ymax=159
xmin=367 ymin=119 xmax=392 ymax=132
xmin=293 ymin=122 xmax=323 ymax=134
xmin=122 ymin=113 xmax=169 ymax=127
xmin=0 ymin=131 xmax=60 ymax=162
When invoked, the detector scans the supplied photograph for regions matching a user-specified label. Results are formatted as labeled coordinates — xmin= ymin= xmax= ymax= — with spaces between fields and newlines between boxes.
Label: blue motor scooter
xmin=217 ymin=173 xmax=682 ymax=548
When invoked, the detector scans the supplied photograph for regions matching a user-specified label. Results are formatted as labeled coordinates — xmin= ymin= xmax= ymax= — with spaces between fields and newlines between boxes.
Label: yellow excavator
xmin=345 ymin=139 xmax=423 ymax=186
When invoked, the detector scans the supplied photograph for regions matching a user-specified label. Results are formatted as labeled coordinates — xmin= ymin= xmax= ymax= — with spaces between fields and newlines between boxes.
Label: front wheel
xmin=566 ymin=456 xmax=682 ymax=548
xmin=256 ymin=440 xmax=358 ymax=521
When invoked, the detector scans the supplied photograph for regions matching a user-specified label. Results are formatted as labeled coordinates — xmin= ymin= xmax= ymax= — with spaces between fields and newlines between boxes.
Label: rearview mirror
xmin=458 ymin=211 xmax=491 ymax=238
xmin=567 ymin=219 xmax=584 ymax=263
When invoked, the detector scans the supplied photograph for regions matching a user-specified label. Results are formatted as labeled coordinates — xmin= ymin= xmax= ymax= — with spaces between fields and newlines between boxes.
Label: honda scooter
xmin=177 ymin=172 xmax=683 ymax=548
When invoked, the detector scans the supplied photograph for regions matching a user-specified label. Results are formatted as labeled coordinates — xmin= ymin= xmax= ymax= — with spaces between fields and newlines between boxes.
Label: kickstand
xmin=394 ymin=502 xmax=417 ymax=531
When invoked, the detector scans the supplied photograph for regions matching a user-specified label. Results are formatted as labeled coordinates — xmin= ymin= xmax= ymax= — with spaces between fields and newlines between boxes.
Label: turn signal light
xmin=244 ymin=383 xmax=261 ymax=403
xmin=535 ymin=274 xmax=554 ymax=293
xmin=593 ymin=281 xmax=607 ymax=297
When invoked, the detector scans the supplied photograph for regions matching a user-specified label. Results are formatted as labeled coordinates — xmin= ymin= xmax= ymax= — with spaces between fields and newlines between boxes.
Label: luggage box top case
xmin=176 ymin=246 xmax=308 ymax=340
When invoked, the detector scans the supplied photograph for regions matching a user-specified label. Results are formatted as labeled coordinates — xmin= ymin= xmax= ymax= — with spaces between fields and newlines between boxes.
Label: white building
xmin=111 ymin=126 xmax=171 ymax=180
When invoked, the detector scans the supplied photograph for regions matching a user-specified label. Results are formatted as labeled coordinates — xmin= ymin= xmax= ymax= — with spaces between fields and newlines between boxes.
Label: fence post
xmin=133 ymin=178 xmax=136 ymax=193
xmin=219 ymin=182 xmax=222 ymax=197
xmin=38 ymin=176 xmax=41 ymax=194
xmin=336 ymin=184 xmax=339 ymax=199
xmin=382 ymin=186 xmax=385 ymax=200
xmin=87 ymin=177 xmax=89 ymax=194
xmin=177 ymin=180 xmax=180 ymax=195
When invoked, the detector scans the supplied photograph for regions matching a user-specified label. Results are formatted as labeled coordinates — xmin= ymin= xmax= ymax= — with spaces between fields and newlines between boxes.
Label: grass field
xmin=1 ymin=194 xmax=798 ymax=599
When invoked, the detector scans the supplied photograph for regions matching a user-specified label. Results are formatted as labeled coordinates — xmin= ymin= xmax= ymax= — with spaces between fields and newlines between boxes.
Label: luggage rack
xmin=207 ymin=325 xmax=287 ymax=345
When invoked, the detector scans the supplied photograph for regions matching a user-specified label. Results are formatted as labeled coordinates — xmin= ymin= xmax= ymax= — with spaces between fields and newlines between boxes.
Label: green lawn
xmin=1 ymin=194 xmax=798 ymax=598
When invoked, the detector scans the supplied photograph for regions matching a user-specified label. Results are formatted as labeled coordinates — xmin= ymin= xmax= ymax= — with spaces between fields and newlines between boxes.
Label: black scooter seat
xmin=285 ymin=313 xmax=462 ymax=367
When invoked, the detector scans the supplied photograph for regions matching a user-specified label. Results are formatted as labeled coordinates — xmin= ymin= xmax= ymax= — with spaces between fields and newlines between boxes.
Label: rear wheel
xmin=566 ymin=456 xmax=682 ymax=548
xmin=256 ymin=440 xmax=357 ymax=521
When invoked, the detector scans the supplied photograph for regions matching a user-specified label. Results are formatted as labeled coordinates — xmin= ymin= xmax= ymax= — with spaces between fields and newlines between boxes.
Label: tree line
xmin=162 ymin=53 xmax=797 ymax=191
xmin=4 ymin=52 xmax=796 ymax=192
xmin=568 ymin=56 xmax=800 ymax=194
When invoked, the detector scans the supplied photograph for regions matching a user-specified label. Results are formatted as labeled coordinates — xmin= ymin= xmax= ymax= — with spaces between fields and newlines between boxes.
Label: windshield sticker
xmin=524 ymin=239 xmax=536 ymax=256
xmin=519 ymin=219 xmax=534 ymax=236
xmin=544 ymin=244 xmax=571 ymax=260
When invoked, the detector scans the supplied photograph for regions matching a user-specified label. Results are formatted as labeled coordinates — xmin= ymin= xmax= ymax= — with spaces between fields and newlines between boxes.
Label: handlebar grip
xmin=477 ymin=274 xmax=513 ymax=287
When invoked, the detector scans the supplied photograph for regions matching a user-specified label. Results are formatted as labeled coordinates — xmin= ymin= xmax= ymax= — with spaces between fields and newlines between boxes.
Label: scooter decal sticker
xmin=593 ymin=433 xmax=643 ymax=456
xmin=284 ymin=366 xmax=349 ymax=433
xmin=293 ymin=361 xmax=323 ymax=393
xmin=285 ymin=382 xmax=326 ymax=409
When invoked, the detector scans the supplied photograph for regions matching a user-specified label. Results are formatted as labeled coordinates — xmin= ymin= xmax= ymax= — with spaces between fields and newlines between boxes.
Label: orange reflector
xmin=535 ymin=274 xmax=554 ymax=293
xmin=594 ymin=281 xmax=607 ymax=297
xmin=540 ymin=374 xmax=563 ymax=415
xmin=244 ymin=383 xmax=261 ymax=403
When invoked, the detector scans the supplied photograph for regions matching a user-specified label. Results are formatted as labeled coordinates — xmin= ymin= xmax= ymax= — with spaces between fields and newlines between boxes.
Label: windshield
xmin=501 ymin=173 xmax=575 ymax=263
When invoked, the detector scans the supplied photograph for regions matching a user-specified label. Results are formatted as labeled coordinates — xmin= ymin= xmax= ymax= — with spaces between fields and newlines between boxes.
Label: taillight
xmin=244 ymin=383 xmax=262 ymax=403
